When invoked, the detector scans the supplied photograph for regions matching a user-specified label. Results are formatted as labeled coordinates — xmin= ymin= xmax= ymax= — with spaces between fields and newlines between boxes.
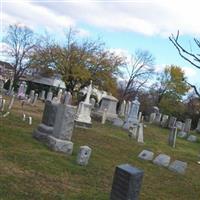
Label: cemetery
xmin=0 ymin=85 xmax=200 ymax=199
xmin=1 ymin=2 xmax=200 ymax=199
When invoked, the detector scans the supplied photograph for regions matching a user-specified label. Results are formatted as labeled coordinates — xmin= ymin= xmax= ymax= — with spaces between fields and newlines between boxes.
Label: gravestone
xmin=138 ymin=112 xmax=142 ymax=123
xmin=168 ymin=116 xmax=177 ymax=129
xmin=77 ymin=146 xmax=92 ymax=166
xmin=175 ymin=121 xmax=183 ymax=130
xmin=29 ymin=90 xmax=35 ymax=103
xmin=160 ymin=115 xmax=169 ymax=127
xmin=17 ymin=81 xmax=27 ymax=99
xmin=123 ymin=97 xmax=140 ymax=130
xmin=149 ymin=113 xmax=156 ymax=123
xmin=101 ymin=108 xmax=107 ymax=124
xmin=113 ymin=118 xmax=124 ymax=127
xmin=8 ymin=94 xmax=15 ymax=110
xmin=90 ymin=97 xmax=96 ymax=109
xmin=168 ymin=160 xmax=187 ymax=174
xmin=168 ymin=127 xmax=177 ymax=148
xmin=177 ymin=131 xmax=187 ymax=138
xmin=96 ymin=95 xmax=118 ymax=120
xmin=75 ymin=81 xmax=92 ymax=128
xmin=184 ymin=118 xmax=192 ymax=133
xmin=196 ymin=118 xmax=200 ymax=133
xmin=154 ymin=113 xmax=162 ymax=124
xmin=128 ymin=125 xmax=138 ymax=139
xmin=125 ymin=101 xmax=131 ymax=119
xmin=52 ymin=104 xmax=76 ymax=141
xmin=187 ymin=135 xmax=197 ymax=142
xmin=110 ymin=164 xmax=144 ymax=200
xmin=153 ymin=154 xmax=171 ymax=167
xmin=46 ymin=91 xmax=53 ymax=102
xmin=33 ymin=101 xmax=76 ymax=154
xmin=137 ymin=123 xmax=144 ymax=143
xmin=32 ymin=93 xmax=38 ymax=106
xmin=119 ymin=100 xmax=126 ymax=117
xmin=40 ymin=90 xmax=46 ymax=101
xmin=138 ymin=150 xmax=154 ymax=161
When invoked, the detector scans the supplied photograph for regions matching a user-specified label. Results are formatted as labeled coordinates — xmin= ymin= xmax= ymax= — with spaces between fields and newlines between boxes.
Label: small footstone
xmin=77 ymin=146 xmax=92 ymax=166
xmin=177 ymin=131 xmax=187 ymax=138
xmin=48 ymin=136 xmax=73 ymax=155
xmin=187 ymin=135 xmax=197 ymax=142
xmin=153 ymin=154 xmax=171 ymax=167
xmin=168 ymin=160 xmax=187 ymax=174
xmin=113 ymin=118 xmax=124 ymax=127
xmin=138 ymin=150 xmax=154 ymax=161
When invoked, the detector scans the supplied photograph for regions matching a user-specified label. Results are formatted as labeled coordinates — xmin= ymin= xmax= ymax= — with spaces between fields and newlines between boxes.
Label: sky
xmin=1 ymin=0 xmax=200 ymax=87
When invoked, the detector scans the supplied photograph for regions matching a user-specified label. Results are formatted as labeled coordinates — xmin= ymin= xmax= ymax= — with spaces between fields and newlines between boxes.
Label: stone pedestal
xmin=77 ymin=146 xmax=92 ymax=166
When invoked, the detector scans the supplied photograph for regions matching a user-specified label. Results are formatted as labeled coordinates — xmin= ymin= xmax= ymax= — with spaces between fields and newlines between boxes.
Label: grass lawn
xmin=0 ymin=98 xmax=200 ymax=200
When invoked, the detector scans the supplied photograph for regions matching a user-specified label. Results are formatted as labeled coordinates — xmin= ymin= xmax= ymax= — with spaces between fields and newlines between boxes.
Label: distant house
xmin=0 ymin=60 xmax=14 ymax=81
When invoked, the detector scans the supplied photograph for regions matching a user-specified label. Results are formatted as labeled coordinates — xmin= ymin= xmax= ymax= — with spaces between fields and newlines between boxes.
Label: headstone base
xmin=75 ymin=120 xmax=92 ymax=129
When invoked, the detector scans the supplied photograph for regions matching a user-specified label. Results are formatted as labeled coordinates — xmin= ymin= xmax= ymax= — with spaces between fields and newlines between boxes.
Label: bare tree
xmin=3 ymin=24 xmax=37 ymax=83
xmin=122 ymin=50 xmax=155 ymax=99
xmin=169 ymin=31 xmax=200 ymax=97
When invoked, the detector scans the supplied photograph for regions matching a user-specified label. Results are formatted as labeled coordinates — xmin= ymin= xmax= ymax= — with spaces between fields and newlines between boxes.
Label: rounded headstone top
xmin=102 ymin=95 xmax=118 ymax=102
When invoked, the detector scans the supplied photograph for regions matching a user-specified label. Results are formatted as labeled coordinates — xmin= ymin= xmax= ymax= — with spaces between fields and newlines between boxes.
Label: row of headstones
xmin=0 ymin=94 xmax=15 ymax=117
xmin=150 ymin=112 xmax=192 ymax=132
xmin=138 ymin=150 xmax=187 ymax=174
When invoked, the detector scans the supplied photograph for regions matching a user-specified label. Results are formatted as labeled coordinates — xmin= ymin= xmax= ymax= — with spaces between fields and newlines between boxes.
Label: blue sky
xmin=1 ymin=0 xmax=200 ymax=86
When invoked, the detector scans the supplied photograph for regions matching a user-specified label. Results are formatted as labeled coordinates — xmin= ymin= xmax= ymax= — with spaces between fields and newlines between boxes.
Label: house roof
xmin=0 ymin=61 xmax=13 ymax=70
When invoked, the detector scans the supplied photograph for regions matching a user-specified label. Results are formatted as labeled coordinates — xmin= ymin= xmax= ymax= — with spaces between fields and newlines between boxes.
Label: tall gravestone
xmin=119 ymin=100 xmax=126 ymax=117
xmin=154 ymin=113 xmax=162 ymax=124
xmin=125 ymin=101 xmax=131 ymax=119
xmin=17 ymin=81 xmax=27 ymax=99
xmin=168 ymin=116 xmax=177 ymax=129
xmin=75 ymin=81 xmax=92 ymax=128
xmin=168 ymin=127 xmax=177 ymax=148
xmin=123 ymin=97 xmax=140 ymax=130
xmin=149 ymin=113 xmax=156 ymax=123
xmin=184 ymin=118 xmax=192 ymax=133
xmin=46 ymin=91 xmax=53 ymax=102
xmin=161 ymin=115 xmax=169 ymax=127
xmin=33 ymin=101 xmax=76 ymax=154
xmin=110 ymin=164 xmax=144 ymax=200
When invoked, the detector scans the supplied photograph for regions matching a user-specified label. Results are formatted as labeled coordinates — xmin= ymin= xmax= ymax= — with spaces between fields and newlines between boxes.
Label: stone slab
xmin=138 ymin=150 xmax=154 ymax=161
xmin=187 ymin=135 xmax=197 ymax=142
xmin=168 ymin=160 xmax=187 ymax=174
xmin=153 ymin=154 xmax=171 ymax=167
xmin=48 ymin=136 xmax=73 ymax=155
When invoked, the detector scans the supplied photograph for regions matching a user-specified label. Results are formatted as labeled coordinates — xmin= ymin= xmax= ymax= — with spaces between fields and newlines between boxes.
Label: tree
xmin=152 ymin=65 xmax=190 ymax=116
xmin=32 ymin=28 xmax=125 ymax=95
xmin=3 ymin=24 xmax=37 ymax=84
xmin=121 ymin=50 xmax=155 ymax=99
xmin=169 ymin=31 xmax=200 ymax=97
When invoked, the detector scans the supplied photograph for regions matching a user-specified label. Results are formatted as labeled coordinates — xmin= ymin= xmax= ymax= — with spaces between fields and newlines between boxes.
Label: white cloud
xmin=31 ymin=0 xmax=200 ymax=37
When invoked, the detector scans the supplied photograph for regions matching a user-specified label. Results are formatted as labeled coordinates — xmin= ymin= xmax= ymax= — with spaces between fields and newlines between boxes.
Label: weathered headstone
xmin=128 ymin=125 xmax=138 ymax=139
xmin=17 ymin=81 xmax=27 ymax=99
xmin=160 ymin=115 xmax=169 ymax=127
xmin=63 ymin=92 xmax=72 ymax=105
xmin=168 ymin=116 xmax=177 ymax=129
xmin=137 ymin=123 xmax=144 ymax=143
xmin=125 ymin=101 xmax=131 ymax=119
xmin=77 ymin=146 xmax=92 ymax=166
xmin=32 ymin=93 xmax=38 ymax=106
xmin=149 ymin=113 xmax=156 ymax=123
xmin=168 ymin=160 xmax=187 ymax=174
xmin=175 ymin=121 xmax=183 ymax=130
xmin=138 ymin=150 xmax=154 ymax=161
xmin=168 ymin=127 xmax=177 ymax=148
xmin=113 ymin=117 xmax=124 ymax=127
xmin=187 ymin=135 xmax=197 ymax=142
xmin=110 ymin=164 xmax=144 ymax=200
xmin=154 ymin=113 xmax=162 ymax=124
xmin=184 ymin=118 xmax=192 ymax=133
xmin=153 ymin=154 xmax=171 ymax=167
xmin=39 ymin=90 xmax=46 ymax=101
xmin=119 ymin=100 xmax=126 ymax=117
xmin=46 ymin=91 xmax=53 ymax=102
xmin=8 ymin=94 xmax=15 ymax=110
xmin=123 ymin=97 xmax=140 ymax=130
xmin=101 ymin=108 xmax=107 ymax=124
xmin=177 ymin=131 xmax=187 ymax=138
